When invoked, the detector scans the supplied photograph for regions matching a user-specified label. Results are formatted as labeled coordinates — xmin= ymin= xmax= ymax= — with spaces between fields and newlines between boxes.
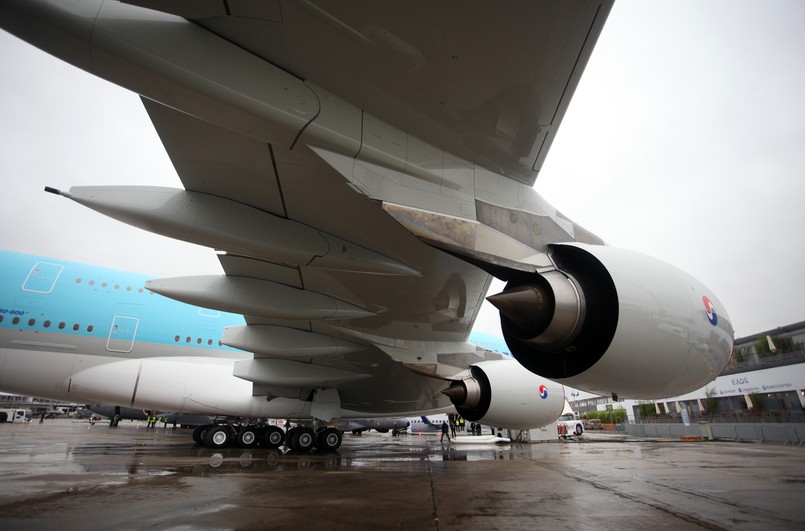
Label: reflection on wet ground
xmin=0 ymin=419 xmax=804 ymax=530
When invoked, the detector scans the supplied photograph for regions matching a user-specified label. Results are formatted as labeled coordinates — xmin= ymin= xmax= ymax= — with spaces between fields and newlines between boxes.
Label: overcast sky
xmin=1 ymin=1 xmax=803 ymax=340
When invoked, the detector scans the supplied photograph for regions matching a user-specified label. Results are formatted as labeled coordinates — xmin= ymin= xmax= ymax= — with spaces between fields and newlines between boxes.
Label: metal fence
xmin=623 ymin=422 xmax=805 ymax=444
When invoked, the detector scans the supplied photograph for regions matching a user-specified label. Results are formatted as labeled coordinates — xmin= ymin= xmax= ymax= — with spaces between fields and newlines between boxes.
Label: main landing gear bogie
xmin=193 ymin=423 xmax=343 ymax=452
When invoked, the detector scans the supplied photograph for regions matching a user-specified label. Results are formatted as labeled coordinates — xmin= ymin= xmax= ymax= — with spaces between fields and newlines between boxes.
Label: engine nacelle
xmin=489 ymin=243 xmax=734 ymax=399
xmin=442 ymin=359 xmax=564 ymax=429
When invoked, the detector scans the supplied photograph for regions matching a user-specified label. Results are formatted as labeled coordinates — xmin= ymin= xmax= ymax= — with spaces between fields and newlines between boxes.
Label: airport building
xmin=568 ymin=320 xmax=805 ymax=424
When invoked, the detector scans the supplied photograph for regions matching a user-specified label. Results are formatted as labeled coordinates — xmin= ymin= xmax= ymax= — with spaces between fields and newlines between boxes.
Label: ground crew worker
xmin=440 ymin=421 xmax=450 ymax=443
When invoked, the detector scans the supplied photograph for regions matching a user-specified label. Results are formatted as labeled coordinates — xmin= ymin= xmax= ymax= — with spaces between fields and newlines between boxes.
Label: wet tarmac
xmin=0 ymin=419 xmax=803 ymax=530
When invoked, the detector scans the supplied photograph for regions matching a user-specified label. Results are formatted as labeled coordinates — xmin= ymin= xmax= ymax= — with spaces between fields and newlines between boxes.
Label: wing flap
xmin=141 ymin=98 xmax=286 ymax=216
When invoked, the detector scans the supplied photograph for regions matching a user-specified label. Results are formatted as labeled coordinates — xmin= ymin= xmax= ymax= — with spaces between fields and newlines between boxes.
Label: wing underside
xmin=15 ymin=0 xmax=613 ymax=411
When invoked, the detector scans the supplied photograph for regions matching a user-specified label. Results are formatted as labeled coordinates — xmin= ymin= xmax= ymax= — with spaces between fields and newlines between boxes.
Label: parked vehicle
xmin=556 ymin=400 xmax=584 ymax=437
xmin=0 ymin=409 xmax=30 ymax=423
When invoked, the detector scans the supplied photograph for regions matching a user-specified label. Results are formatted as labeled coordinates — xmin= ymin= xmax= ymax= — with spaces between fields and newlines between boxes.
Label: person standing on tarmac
xmin=440 ymin=421 xmax=450 ymax=443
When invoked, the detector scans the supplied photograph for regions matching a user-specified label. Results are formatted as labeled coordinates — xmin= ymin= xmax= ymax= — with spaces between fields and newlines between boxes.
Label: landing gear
xmin=192 ymin=421 xmax=343 ymax=452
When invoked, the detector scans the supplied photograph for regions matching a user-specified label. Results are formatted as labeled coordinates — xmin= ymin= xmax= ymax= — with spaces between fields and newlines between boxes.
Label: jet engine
xmin=488 ymin=243 xmax=734 ymax=399
xmin=442 ymin=359 xmax=564 ymax=429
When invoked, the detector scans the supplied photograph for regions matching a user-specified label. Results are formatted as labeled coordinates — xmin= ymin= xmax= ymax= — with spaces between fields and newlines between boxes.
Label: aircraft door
xmin=107 ymin=315 xmax=139 ymax=353
xmin=22 ymin=261 xmax=64 ymax=294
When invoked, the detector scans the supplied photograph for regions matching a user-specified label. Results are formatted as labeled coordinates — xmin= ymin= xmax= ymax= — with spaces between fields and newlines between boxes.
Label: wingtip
xmin=44 ymin=186 xmax=71 ymax=198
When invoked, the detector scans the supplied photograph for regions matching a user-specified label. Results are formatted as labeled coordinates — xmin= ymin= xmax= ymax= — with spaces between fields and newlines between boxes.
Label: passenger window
xmin=87 ymin=325 xmax=94 ymax=332
xmin=58 ymin=322 xmax=65 ymax=329
xmin=28 ymin=319 xmax=35 ymax=326
xmin=72 ymin=324 xmax=79 ymax=331
xmin=44 ymin=320 xmax=51 ymax=328
xmin=12 ymin=317 xmax=20 ymax=325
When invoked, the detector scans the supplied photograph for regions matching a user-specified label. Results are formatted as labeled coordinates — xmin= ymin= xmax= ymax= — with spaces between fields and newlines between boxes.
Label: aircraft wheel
xmin=263 ymin=426 xmax=285 ymax=449
xmin=288 ymin=427 xmax=315 ymax=452
xmin=192 ymin=424 xmax=211 ymax=445
xmin=237 ymin=426 xmax=260 ymax=448
xmin=204 ymin=425 xmax=233 ymax=449
xmin=316 ymin=428 xmax=342 ymax=451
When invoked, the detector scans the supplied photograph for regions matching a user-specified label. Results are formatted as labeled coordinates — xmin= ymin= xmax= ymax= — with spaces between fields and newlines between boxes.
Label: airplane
xmin=407 ymin=415 xmax=450 ymax=435
xmin=0 ymin=249 xmax=564 ymax=450
xmin=0 ymin=2 xmax=733 ymax=450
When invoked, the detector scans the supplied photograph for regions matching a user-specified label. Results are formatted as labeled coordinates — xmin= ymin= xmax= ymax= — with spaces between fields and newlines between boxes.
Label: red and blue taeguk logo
xmin=538 ymin=385 xmax=548 ymax=399
xmin=703 ymin=295 xmax=718 ymax=326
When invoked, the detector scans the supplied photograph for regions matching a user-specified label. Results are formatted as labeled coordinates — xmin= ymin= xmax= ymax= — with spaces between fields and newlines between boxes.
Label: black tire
xmin=192 ymin=424 xmax=210 ymax=445
xmin=237 ymin=426 xmax=260 ymax=448
xmin=0 ymin=412 xmax=7 ymax=423
xmin=574 ymin=424 xmax=583 ymax=436
xmin=316 ymin=428 xmax=342 ymax=451
xmin=204 ymin=425 xmax=233 ymax=449
xmin=292 ymin=427 xmax=316 ymax=452
xmin=263 ymin=426 xmax=285 ymax=449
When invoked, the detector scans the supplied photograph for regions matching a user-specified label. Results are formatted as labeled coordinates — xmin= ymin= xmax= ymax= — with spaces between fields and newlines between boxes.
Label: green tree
xmin=753 ymin=337 xmax=770 ymax=355
xmin=584 ymin=409 xmax=627 ymax=423
xmin=637 ymin=402 xmax=656 ymax=418
xmin=705 ymin=388 xmax=718 ymax=414
xmin=749 ymin=392 xmax=764 ymax=411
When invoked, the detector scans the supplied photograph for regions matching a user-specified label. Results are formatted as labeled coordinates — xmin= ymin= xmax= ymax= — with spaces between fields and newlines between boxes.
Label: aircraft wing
xmin=126 ymin=2 xmax=613 ymax=412
xmin=129 ymin=0 xmax=613 ymax=186
xmin=131 ymin=0 xmax=613 ymax=341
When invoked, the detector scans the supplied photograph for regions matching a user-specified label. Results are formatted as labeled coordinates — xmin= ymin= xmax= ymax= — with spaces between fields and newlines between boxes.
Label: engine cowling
xmin=488 ymin=243 xmax=734 ymax=399
xmin=442 ymin=359 xmax=564 ymax=429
